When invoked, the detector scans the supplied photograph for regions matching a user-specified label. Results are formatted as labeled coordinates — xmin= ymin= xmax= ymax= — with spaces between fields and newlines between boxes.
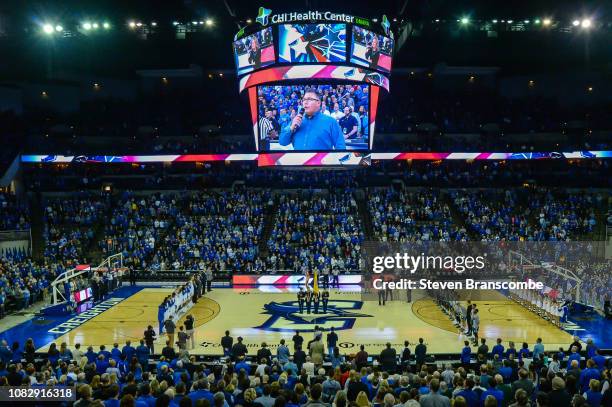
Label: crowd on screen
xmin=0 ymin=331 xmax=610 ymax=407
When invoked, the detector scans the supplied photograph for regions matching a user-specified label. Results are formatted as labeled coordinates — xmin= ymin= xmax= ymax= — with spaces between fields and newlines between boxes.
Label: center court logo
xmin=255 ymin=300 xmax=371 ymax=332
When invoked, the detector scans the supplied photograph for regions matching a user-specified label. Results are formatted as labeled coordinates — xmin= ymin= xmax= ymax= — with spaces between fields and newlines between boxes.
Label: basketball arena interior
xmin=0 ymin=1 xmax=610 ymax=406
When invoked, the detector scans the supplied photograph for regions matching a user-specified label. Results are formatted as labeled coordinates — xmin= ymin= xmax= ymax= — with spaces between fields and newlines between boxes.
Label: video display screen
xmin=350 ymin=26 xmax=394 ymax=73
xmin=233 ymin=27 xmax=276 ymax=76
xmin=278 ymin=24 xmax=347 ymax=63
xmin=255 ymin=83 xmax=370 ymax=152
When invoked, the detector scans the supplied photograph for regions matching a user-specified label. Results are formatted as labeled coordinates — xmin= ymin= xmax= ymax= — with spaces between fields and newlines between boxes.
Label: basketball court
xmin=29 ymin=286 xmax=578 ymax=356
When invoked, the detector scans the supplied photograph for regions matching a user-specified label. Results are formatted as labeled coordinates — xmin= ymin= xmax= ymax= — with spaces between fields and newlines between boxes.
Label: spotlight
xmin=103 ymin=22 xmax=110 ymax=29
xmin=460 ymin=17 xmax=469 ymax=25
xmin=83 ymin=22 xmax=92 ymax=30
xmin=542 ymin=18 xmax=551 ymax=26
xmin=572 ymin=20 xmax=580 ymax=26
xmin=492 ymin=19 xmax=498 ymax=23
xmin=55 ymin=25 xmax=63 ymax=32
xmin=43 ymin=24 xmax=54 ymax=34
xmin=581 ymin=19 xmax=591 ymax=28
xmin=246 ymin=19 xmax=252 ymax=24
xmin=151 ymin=22 xmax=157 ymax=27
xmin=136 ymin=22 xmax=142 ymax=27
xmin=507 ymin=20 xmax=513 ymax=24
xmin=129 ymin=21 xmax=136 ymax=28
xmin=92 ymin=23 xmax=99 ymax=29
xmin=173 ymin=21 xmax=179 ymax=26
xmin=524 ymin=20 xmax=530 ymax=24
xmin=534 ymin=19 xmax=541 ymax=24
xmin=205 ymin=19 xmax=213 ymax=26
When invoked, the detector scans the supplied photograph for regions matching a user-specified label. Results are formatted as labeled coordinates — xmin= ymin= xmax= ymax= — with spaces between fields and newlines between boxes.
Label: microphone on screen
xmin=293 ymin=107 xmax=305 ymax=132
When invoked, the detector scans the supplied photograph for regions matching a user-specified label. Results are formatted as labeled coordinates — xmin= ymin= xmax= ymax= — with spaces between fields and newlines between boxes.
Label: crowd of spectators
xmin=267 ymin=192 xmax=364 ymax=273
xmin=151 ymin=190 xmax=270 ymax=273
xmin=43 ymin=194 xmax=109 ymax=262
xmin=0 ymin=192 xmax=30 ymax=231
xmin=368 ymin=188 xmax=468 ymax=242
xmin=451 ymin=190 xmax=531 ymax=241
xmin=0 ymin=332 xmax=609 ymax=407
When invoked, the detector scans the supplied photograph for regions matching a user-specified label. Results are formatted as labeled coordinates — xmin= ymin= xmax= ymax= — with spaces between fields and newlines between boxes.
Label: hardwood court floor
xmin=38 ymin=287 xmax=574 ymax=355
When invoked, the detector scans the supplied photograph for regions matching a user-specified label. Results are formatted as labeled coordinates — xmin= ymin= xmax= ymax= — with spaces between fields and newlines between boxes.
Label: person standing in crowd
xmin=177 ymin=326 xmax=189 ymax=351
xmin=380 ymin=342 xmax=398 ymax=373
xmin=306 ymin=290 xmax=313 ymax=314
xmin=231 ymin=336 xmax=247 ymax=360
xmin=327 ymin=327 xmax=338 ymax=358
xmin=465 ymin=300 xmax=473 ymax=335
xmin=144 ymin=325 xmax=156 ymax=355
xmin=136 ymin=340 xmax=149 ymax=368
xmin=184 ymin=315 xmax=195 ymax=349
xmin=164 ymin=316 xmax=176 ymax=348
xmin=221 ymin=330 xmax=233 ymax=357
xmin=129 ymin=266 xmax=137 ymax=286
xmin=205 ymin=268 xmax=213 ymax=293
xmin=472 ymin=309 xmax=480 ymax=345
xmin=313 ymin=290 xmax=321 ymax=314
xmin=157 ymin=299 xmax=167 ymax=334
xmin=322 ymin=290 xmax=330 ymax=313
xmin=415 ymin=337 xmax=427 ymax=371
xmin=298 ymin=288 xmax=306 ymax=314
xmin=339 ymin=107 xmax=359 ymax=140
xmin=292 ymin=330 xmax=304 ymax=352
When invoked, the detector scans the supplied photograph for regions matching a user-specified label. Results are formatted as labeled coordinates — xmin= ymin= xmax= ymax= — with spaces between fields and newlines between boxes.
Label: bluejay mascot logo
xmin=256 ymin=300 xmax=371 ymax=332
xmin=256 ymin=7 xmax=272 ymax=26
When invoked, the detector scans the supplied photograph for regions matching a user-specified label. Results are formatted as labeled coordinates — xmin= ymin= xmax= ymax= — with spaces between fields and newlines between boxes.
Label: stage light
xmin=199 ymin=21 xmax=204 ymax=25
xmin=524 ymin=20 xmax=530 ymax=24
xmin=534 ymin=19 xmax=541 ymax=24
xmin=587 ymin=86 xmax=593 ymax=92
xmin=172 ymin=21 xmax=179 ymax=26
xmin=507 ymin=20 xmax=513 ymax=24
xmin=129 ymin=21 xmax=136 ymax=28
xmin=191 ymin=21 xmax=198 ymax=25
xmin=460 ymin=17 xmax=469 ymax=25
xmin=92 ymin=23 xmax=99 ymax=29
xmin=136 ymin=22 xmax=142 ymax=27
xmin=103 ymin=22 xmax=110 ymax=29
xmin=206 ymin=19 xmax=213 ymax=26
xmin=246 ymin=19 xmax=252 ymax=24
xmin=151 ymin=22 xmax=157 ymax=27
xmin=581 ymin=19 xmax=591 ymax=28
xmin=542 ymin=18 xmax=551 ymax=26
xmin=492 ymin=19 xmax=498 ymax=23
xmin=372 ymin=18 xmax=378 ymax=23
xmin=55 ymin=25 xmax=63 ymax=32
xmin=435 ymin=19 xmax=440 ymax=22
xmin=83 ymin=22 xmax=92 ymax=30
xmin=572 ymin=20 xmax=580 ymax=26
xmin=43 ymin=24 xmax=54 ymax=34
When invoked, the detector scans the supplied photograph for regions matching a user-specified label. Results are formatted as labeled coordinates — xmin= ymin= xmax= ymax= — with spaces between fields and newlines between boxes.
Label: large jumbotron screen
xmin=254 ymin=83 xmax=371 ymax=152
xmin=278 ymin=23 xmax=347 ymax=63
xmin=233 ymin=27 xmax=276 ymax=75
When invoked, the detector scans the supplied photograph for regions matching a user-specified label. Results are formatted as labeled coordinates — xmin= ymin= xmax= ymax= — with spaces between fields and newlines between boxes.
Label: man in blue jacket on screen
xmin=279 ymin=90 xmax=346 ymax=150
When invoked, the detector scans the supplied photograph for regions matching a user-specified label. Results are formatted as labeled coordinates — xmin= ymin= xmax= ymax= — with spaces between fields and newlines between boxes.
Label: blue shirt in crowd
xmin=279 ymin=112 xmax=346 ymax=150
